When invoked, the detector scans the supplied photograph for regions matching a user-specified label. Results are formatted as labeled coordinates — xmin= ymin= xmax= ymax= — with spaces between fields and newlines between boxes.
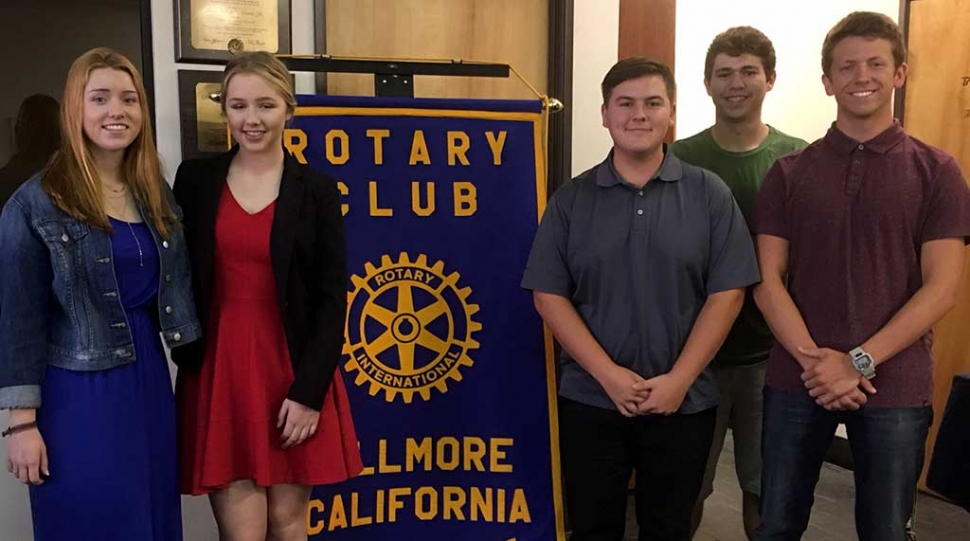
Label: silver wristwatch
xmin=849 ymin=347 xmax=876 ymax=380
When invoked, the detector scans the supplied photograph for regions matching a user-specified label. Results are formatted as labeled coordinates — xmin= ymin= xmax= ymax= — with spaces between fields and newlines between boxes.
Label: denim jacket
xmin=0 ymin=176 xmax=202 ymax=409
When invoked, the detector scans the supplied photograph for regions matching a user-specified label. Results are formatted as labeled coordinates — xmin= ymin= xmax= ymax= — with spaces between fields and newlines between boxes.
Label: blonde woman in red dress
xmin=173 ymin=52 xmax=363 ymax=541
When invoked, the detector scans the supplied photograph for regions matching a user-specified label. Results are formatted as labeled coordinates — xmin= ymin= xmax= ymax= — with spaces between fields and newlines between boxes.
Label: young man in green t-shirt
xmin=670 ymin=26 xmax=806 ymax=539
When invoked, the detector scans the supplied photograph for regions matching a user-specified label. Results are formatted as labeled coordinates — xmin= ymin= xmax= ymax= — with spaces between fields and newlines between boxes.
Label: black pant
xmin=559 ymin=397 xmax=716 ymax=541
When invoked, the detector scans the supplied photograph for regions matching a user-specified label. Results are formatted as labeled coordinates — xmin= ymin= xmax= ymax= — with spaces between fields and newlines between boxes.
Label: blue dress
xmin=28 ymin=217 xmax=182 ymax=541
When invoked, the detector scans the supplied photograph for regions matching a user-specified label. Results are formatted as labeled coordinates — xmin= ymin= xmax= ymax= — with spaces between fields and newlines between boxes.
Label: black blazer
xmin=171 ymin=148 xmax=347 ymax=411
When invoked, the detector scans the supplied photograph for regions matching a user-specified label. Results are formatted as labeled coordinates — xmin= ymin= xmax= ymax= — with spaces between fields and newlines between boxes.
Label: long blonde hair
xmin=42 ymin=47 xmax=176 ymax=238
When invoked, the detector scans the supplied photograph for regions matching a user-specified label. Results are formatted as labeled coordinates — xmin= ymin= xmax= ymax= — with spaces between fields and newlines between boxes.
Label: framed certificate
xmin=175 ymin=0 xmax=291 ymax=63
xmin=177 ymin=70 xmax=231 ymax=160
xmin=176 ymin=69 xmax=295 ymax=160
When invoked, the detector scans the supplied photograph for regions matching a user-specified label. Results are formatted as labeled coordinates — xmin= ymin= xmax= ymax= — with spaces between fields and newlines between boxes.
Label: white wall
xmin=0 ymin=428 xmax=31 ymax=541
xmin=674 ymin=0 xmax=900 ymax=143
xmin=568 ymin=0 xmax=901 ymax=176
xmin=150 ymin=0 xmax=221 ymax=182
xmin=570 ymin=0 xmax=621 ymax=176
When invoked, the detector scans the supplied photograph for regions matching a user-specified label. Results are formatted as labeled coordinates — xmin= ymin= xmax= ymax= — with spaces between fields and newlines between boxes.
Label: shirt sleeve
xmin=705 ymin=173 xmax=761 ymax=294
xmin=0 ymin=200 xmax=51 ymax=409
xmin=288 ymin=173 xmax=348 ymax=411
xmin=753 ymin=160 xmax=789 ymax=239
xmin=520 ymin=191 xmax=574 ymax=298
xmin=921 ymin=157 xmax=970 ymax=244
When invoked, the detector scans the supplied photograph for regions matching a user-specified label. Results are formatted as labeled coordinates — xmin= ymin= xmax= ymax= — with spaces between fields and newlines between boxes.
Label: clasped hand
xmin=600 ymin=366 xmax=689 ymax=417
xmin=798 ymin=347 xmax=876 ymax=411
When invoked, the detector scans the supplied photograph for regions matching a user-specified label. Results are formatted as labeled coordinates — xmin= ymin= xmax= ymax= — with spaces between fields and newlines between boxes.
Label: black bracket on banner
xmin=277 ymin=56 xmax=511 ymax=98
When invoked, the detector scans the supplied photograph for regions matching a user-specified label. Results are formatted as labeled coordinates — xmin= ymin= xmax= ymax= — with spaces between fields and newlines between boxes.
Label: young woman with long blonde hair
xmin=174 ymin=52 xmax=362 ymax=540
xmin=0 ymin=47 xmax=200 ymax=540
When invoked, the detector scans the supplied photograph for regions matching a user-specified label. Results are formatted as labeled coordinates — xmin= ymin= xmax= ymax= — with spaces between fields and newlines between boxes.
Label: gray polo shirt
xmin=521 ymin=149 xmax=760 ymax=414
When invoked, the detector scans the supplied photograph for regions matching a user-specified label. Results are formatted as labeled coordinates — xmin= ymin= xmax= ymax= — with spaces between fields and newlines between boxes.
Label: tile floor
xmin=615 ymin=433 xmax=970 ymax=540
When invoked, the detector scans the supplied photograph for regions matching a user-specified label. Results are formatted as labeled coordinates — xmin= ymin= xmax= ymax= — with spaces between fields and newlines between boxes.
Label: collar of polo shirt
xmin=824 ymin=120 xmax=906 ymax=156
xmin=597 ymin=145 xmax=684 ymax=188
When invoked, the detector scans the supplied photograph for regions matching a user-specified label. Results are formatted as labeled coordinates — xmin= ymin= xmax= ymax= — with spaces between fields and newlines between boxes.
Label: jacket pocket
xmin=35 ymin=219 xmax=93 ymax=281
xmin=36 ymin=220 xmax=91 ymax=248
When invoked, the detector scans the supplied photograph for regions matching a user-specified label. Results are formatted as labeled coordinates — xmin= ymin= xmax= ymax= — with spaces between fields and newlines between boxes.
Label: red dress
xmin=177 ymin=188 xmax=363 ymax=495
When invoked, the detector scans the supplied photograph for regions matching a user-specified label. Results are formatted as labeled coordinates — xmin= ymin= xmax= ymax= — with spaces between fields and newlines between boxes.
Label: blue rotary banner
xmin=287 ymin=96 xmax=564 ymax=540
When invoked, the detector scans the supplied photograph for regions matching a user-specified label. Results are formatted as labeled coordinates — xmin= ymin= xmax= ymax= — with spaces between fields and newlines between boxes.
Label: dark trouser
xmin=559 ymin=397 xmax=716 ymax=541
xmin=754 ymin=387 xmax=932 ymax=541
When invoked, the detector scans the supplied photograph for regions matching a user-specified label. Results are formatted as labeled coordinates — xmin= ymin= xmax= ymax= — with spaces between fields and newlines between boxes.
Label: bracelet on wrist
xmin=1 ymin=421 xmax=38 ymax=438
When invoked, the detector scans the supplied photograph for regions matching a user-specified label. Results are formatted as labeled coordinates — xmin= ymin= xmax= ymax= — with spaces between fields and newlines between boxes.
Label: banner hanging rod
xmin=215 ymin=50 xmax=563 ymax=111
xmin=278 ymin=55 xmax=511 ymax=79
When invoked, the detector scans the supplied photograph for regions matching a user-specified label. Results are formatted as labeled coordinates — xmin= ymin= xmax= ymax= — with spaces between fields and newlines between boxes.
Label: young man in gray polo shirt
xmin=671 ymin=27 xmax=807 ymax=539
xmin=521 ymin=57 xmax=761 ymax=541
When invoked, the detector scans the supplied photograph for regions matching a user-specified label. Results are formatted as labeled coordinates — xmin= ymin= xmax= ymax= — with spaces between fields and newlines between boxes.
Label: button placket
xmin=631 ymin=187 xmax=648 ymax=232
xmin=846 ymin=148 xmax=866 ymax=194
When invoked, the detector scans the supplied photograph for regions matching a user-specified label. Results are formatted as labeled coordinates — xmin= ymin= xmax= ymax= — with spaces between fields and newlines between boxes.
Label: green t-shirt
xmin=670 ymin=126 xmax=807 ymax=366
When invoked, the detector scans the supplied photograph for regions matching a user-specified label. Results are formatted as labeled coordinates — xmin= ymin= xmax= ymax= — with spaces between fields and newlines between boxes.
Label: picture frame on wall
xmin=177 ymin=69 xmax=296 ymax=161
xmin=174 ymin=0 xmax=292 ymax=63
xmin=177 ymin=70 xmax=230 ymax=161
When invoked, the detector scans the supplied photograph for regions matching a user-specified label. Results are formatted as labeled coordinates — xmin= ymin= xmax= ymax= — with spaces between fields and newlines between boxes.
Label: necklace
xmin=103 ymin=183 xmax=127 ymax=195
xmin=125 ymin=220 xmax=144 ymax=268
xmin=103 ymin=182 xmax=141 ymax=266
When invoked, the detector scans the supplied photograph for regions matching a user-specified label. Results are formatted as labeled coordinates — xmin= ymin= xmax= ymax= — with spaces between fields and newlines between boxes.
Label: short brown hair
xmin=821 ymin=11 xmax=906 ymax=76
xmin=602 ymin=57 xmax=676 ymax=104
xmin=221 ymin=51 xmax=296 ymax=114
xmin=705 ymin=26 xmax=776 ymax=81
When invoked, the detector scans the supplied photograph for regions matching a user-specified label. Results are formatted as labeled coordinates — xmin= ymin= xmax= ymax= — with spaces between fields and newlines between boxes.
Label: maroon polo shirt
xmin=755 ymin=122 xmax=970 ymax=407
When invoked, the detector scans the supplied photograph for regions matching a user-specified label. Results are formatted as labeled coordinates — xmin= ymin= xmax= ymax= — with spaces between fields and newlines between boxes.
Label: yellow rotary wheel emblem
xmin=343 ymin=253 xmax=481 ymax=403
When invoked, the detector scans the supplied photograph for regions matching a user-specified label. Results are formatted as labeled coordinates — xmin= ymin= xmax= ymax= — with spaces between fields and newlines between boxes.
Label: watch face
xmin=854 ymin=355 xmax=873 ymax=371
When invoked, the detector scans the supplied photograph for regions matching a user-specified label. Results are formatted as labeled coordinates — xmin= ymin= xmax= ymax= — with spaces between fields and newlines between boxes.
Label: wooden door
xmin=323 ymin=0 xmax=548 ymax=99
xmin=903 ymin=0 xmax=970 ymax=490
xmin=617 ymin=0 xmax=676 ymax=141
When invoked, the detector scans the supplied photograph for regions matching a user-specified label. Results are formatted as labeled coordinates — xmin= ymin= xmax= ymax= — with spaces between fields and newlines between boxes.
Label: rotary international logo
xmin=343 ymin=253 xmax=481 ymax=403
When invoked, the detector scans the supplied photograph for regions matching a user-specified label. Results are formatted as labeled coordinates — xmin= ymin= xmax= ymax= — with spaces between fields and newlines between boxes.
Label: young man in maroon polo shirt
xmin=752 ymin=11 xmax=970 ymax=540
